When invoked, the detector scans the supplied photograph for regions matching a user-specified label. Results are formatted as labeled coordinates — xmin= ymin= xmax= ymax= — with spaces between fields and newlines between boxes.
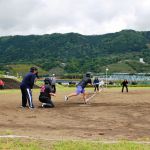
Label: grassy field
xmin=0 ymin=139 xmax=150 ymax=150
xmin=0 ymin=89 xmax=20 ymax=94
xmin=53 ymin=141 xmax=150 ymax=150
xmin=0 ymin=86 xmax=150 ymax=94
xmin=0 ymin=84 xmax=77 ymax=94
xmin=0 ymin=138 xmax=49 ymax=150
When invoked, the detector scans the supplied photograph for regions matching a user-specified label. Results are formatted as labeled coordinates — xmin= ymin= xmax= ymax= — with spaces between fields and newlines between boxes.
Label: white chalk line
xmin=86 ymin=93 xmax=97 ymax=103
xmin=0 ymin=135 xmax=30 ymax=138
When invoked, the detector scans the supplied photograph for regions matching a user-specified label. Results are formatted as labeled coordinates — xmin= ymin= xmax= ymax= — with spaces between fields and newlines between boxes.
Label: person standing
xmin=93 ymin=77 xmax=100 ymax=93
xmin=39 ymin=78 xmax=55 ymax=108
xmin=99 ymin=80 xmax=104 ymax=91
xmin=65 ymin=73 xmax=92 ymax=104
xmin=121 ymin=79 xmax=128 ymax=92
xmin=0 ymin=79 xmax=5 ymax=89
xmin=51 ymin=74 xmax=56 ymax=93
xmin=20 ymin=67 xmax=38 ymax=109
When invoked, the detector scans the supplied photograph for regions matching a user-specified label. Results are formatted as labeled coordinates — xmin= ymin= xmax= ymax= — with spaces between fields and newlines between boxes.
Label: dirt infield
xmin=0 ymin=87 xmax=150 ymax=141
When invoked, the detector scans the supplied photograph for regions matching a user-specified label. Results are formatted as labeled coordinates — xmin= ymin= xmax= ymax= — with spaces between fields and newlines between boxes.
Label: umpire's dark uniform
xmin=39 ymin=78 xmax=55 ymax=108
xmin=121 ymin=80 xmax=128 ymax=92
xmin=20 ymin=67 xmax=38 ymax=108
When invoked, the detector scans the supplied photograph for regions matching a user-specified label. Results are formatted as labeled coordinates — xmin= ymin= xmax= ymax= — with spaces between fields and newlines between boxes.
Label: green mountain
xmin=0 ymin=29 xmax=150 ymax=75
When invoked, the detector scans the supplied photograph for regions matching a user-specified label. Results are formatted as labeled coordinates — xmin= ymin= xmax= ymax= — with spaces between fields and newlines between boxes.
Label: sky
xmin=0 ymin=0 xmax=150 ymax=36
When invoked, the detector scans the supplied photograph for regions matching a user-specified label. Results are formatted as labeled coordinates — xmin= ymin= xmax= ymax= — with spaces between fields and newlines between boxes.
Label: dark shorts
xmin=76 ymin=86 xmax=85 ymax=95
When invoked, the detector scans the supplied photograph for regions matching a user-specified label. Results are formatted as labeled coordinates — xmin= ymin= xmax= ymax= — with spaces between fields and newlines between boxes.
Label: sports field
xmin=0 ymin=87 xmax=150 ymax=149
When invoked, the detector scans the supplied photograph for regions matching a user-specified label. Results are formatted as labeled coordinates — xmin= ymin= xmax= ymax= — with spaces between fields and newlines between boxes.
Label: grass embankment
xmin=0 ymin=139 xmax=150 ymax=150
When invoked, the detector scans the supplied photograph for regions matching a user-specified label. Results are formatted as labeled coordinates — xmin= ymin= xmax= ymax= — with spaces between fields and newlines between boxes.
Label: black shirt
xmin=77 ymin=77 xmax=92 ymax=88
xmin=40 ymin=85 xmax=52 ymax=98
xmin=122 ymin=81 xmax=128 ymax=86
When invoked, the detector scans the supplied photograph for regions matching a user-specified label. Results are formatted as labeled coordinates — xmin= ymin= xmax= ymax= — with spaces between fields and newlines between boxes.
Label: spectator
xmin=51 ymin=74 xmax=56 ymax=93
xmin=93 ymin=77 xmax=100 ymax=93
xmin=0 ymin=79 xmax=5 ymax=89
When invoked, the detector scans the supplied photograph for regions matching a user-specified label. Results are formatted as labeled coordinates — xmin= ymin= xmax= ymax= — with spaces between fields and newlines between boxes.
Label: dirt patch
xmin=0 ymin=88 xmax=150 ymax=141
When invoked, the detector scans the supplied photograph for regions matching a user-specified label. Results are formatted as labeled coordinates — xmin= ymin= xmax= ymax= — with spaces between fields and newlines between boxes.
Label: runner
xmin=64 ymin=73 xmax=92 ymax=104
xmin=99 ymin=80 xmax=104 ymax=91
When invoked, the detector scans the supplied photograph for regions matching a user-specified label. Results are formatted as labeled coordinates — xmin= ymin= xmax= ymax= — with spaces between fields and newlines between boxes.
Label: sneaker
xmin=29 ymin=106 xmax=34 ymax=109
xmin=20 ymin=106 xmax=27 ymax=109
xmin=85 ymin=98 xmax=89 ymax=104
xmin=64 ymin=96 xmax=68 ymax=101
xmin=42 ymin=103 xmax=46 ymax=108
xmin=43 ymin=105 xmax=51 ymax=108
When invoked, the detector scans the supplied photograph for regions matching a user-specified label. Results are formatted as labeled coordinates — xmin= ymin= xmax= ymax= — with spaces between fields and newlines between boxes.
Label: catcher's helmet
xmin=44 ymin=78 xmax=52 ymax=85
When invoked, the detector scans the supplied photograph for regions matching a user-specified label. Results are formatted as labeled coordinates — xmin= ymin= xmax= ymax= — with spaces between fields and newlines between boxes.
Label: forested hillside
xmin=1 ymin=29 xmax=150 ymax=74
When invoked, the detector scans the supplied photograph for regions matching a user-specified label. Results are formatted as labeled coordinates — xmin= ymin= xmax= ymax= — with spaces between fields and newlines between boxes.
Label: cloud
xmin=0 ymin=0 xmax=150 ymax=36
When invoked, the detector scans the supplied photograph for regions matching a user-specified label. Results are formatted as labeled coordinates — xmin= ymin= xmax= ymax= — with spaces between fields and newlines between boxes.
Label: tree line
xmin=0 ymin=30 xmax=150 ymax=74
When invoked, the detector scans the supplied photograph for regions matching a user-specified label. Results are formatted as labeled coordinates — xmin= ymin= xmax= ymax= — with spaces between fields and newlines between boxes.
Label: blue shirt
xmin=93 ymin=79 xmax=99 ymax=85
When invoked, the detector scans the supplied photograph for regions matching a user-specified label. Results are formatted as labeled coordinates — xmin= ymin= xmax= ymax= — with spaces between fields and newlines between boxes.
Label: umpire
xmin=20 ymin=67 xmax=38 ymax=109
xmin=121 ymin=79 xmax=128 ymax=93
